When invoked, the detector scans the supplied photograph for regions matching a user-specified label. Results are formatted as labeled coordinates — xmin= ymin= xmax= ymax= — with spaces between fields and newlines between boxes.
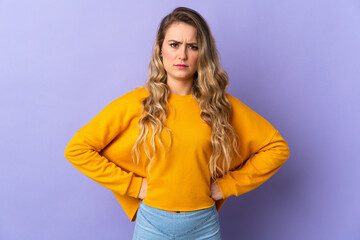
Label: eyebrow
xmin=168 ymin=40 xmax=198 ymax=45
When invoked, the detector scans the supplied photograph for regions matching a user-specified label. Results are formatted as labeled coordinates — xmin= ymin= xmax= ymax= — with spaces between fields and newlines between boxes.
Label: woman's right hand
xmin=137 ymin=178 xmax=147 ymax=200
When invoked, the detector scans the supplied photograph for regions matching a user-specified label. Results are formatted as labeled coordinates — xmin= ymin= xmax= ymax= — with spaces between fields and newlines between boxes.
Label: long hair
xmin=131 ymin=7 xmax=242 ymax=182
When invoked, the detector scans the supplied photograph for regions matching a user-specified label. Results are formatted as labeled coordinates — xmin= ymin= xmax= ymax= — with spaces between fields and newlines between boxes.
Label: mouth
xmin=174 ymin=64 xmax=189 ymax=69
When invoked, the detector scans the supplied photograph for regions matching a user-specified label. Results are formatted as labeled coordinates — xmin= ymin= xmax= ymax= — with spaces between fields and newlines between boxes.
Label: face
xmin=161 ymin=22 xmax=199 ymax=84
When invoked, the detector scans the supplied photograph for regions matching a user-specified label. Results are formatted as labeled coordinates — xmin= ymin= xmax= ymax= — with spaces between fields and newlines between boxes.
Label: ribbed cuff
xmin=126 ymin=176 xmax=143 ymax=198
xmin=216 ymin=174 xmax=235 ymax=200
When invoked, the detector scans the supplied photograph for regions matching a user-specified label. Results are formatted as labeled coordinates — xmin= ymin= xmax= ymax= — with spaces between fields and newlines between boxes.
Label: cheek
xmin=164 ymin=51 xmax=176 ymax=59
xmin=162 ymin=51 xmax=175 ymax=65
xmin=191 ymin=54 xmax=199 ymax=65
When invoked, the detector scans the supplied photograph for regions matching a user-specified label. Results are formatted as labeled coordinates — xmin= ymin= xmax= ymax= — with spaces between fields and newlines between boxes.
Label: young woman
xmin=65 ymin=7 xmax=290 ymax=240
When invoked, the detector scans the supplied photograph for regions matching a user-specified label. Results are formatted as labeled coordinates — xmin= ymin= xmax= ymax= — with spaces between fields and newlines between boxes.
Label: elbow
xmin=64 ymin=142 xmax=76 ymax=161
xmin=64 ymin=134 xmax=97 ymax=166
xmin=64 ymin=144 xmax=72 ymax=160
xmin=282 ymin=141 xmax=291 ymax=162
xmin=276 ymin=134 xmax=291 ymax=164
xmin=266 ymin=133 xmax=291 ymax=166
xmin=64 ymin=136 xmax=84 ymax=162
xmin=273 ymin=130 xmax=291 ymax=162
xmin=64 ymin=130 xmax=87 ymax=162
xmin=64 ymin=142 xmax=88 ymax=166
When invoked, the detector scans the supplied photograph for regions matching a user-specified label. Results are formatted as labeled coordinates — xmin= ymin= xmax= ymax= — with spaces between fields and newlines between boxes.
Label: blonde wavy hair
xmin=131 ymin=7 xmax=242 ymax=182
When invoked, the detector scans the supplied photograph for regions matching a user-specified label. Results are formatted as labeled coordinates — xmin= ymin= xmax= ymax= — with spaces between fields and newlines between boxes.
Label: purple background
xmin=1 ymin=1 xmax=359 ymax=239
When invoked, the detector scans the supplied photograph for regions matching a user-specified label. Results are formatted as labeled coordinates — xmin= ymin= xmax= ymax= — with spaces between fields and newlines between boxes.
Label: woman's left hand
xmin=210 ymin=181 xmax=224 ymax=200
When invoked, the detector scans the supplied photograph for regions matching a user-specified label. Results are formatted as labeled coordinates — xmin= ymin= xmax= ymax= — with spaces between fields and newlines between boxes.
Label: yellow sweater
xmin=64 ymin=87 xmax=290 ymax=222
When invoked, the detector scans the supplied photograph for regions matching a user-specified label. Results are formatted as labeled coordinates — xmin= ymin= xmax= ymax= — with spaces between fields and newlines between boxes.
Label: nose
xmin=178 ymin=45 xmax=187 ymax=60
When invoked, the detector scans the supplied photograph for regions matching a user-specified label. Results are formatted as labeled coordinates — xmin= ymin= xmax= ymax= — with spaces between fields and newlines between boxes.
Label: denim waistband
xmin=139 ymin=201 xmax=216 ymax=218
xmin=134 ymin=201 xmax=221 ymax=239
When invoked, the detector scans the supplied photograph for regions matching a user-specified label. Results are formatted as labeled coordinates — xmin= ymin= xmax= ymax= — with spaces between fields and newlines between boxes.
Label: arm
xmin=64 ymin=94 xmax=143 ymax=198
xmin=216 ymin=129 xmax=290 ymax=199
xmin=216 ymin=94 xmax=291 ymax=199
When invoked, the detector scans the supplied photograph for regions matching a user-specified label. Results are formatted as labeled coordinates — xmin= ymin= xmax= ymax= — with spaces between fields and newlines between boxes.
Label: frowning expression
xmin=161 ymin=22 xmax=199 ymax=84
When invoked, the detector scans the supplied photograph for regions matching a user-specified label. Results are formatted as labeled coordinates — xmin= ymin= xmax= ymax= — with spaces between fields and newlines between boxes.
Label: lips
xmin=174 ymin=64 xmax=188 ymax=69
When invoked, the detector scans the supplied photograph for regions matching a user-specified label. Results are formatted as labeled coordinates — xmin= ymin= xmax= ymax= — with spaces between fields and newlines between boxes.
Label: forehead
xmin=164 ymin=22 xmax=197 ymax=42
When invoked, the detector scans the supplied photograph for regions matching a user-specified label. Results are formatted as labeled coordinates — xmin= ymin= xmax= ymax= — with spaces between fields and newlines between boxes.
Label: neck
xmin=167 ymin=78 xmax=193 ymax=95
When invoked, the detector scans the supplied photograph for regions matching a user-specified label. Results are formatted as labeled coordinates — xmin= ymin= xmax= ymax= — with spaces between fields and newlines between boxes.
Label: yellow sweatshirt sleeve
xmin=64 ymin=92 xmax=143 ymax=198
xmin=217 ymin=95 xmax=291 ymax=199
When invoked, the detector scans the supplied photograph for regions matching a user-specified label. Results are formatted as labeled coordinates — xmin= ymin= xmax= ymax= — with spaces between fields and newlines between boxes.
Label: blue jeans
xmin=132 ymin=201 xmax=221 ymax=239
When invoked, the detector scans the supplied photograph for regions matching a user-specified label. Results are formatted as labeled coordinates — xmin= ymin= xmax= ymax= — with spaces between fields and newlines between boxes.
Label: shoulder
xmin=110 ymin=86 xmax=149 ymax=106
xmin=117 ymin=86 xmax=149 ymax=102
xmin=225 ymin=92 xmax=253 ymax=114
xmin=98 ymin=86 xmax=149 ymax=115
xmin=225 ymin=92 xmax=275 ymax=131
xmin=225 ymin=92 xmax=242 ymax=106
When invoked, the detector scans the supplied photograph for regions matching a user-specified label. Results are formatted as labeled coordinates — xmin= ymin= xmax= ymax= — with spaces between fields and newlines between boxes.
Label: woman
xmin=64 ymin=7 xmax=290 ymax=240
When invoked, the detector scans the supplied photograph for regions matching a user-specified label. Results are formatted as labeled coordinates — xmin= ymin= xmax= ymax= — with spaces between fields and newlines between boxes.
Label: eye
xmin=189 ymin=45 xmax=198 ymax=50
xmin=170 ymin=43 xmax=178 ymax=48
